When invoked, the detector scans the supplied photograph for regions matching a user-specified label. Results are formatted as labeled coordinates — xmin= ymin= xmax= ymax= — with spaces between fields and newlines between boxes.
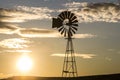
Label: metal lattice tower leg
xmin=62 ymin=37 xmax=78 ymax=77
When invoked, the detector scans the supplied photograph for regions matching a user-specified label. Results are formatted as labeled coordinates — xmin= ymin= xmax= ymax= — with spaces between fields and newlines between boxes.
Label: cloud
xmin=0 ymin=23 xmax=96 ymax=38
xmin=51 ymin=53 xmax=96 ymax=59
xmin=0 ymin=8 xmax=27 ymax=23
xmin=17 ymin=28 xmax=96 ymax=38
xmin=64 ymin=2 xmax=88 ymax=8
xmin=0 ymin=38 xmax=30 ymax=49
xmin=5 ymin=50 xmax=32 ymax=53
xmin=0 ymin=6 xmax=53 ymax=34
xmin=0 ymin=50 xmax=32 ymax=54
xmin=0 ymin=22 xmax=18 ymax=34
xmin=0 ymin=38 xmax=32 ymax=54
xmin=16 ymin=6 xmax=53 ymax=20
xmin=0 ymin=6 xmax=97 ymax=38
xmin=64 ymin=2 xmax=120 ymax=23
xmin=1 ymin=3 xmax=120 ymax=24
xmin=18 ymin=28 xmax=61 ymax=38
xmin=107 ymin=49 xmax=115 ymax=51
xmin=17 ymin=6 xmax=53 ymax=13
xmin=0 ymin=73 xmax=13 ymax=79
xmin=73 ymin=34 xmax=96 ymax=38
xmin=0 ymin=6 xmax=53 ymax=23
xmin=0 ymin=6 xmax=54 ymax=38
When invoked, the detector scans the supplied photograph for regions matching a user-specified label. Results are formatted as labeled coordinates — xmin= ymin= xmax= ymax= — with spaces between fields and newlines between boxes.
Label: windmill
xmin=52 ymin=11 xmax=78 ymax=77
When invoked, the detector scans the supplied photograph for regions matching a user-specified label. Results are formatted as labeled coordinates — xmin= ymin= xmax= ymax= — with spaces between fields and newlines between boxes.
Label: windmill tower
xmin=52 ymin=11 xmax=78 ymax=77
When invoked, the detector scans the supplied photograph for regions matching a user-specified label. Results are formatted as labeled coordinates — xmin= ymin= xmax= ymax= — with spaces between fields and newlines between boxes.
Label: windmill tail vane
xmin=52 ymin=11 xmax=78 ymax=77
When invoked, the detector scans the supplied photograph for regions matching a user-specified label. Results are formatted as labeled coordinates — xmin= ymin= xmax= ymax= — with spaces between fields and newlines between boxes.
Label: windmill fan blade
xmin=58 ymin=14 xmax=63 ymax=20
xmin=58 ymin=26 xmax=64 ymax=32
xmin=68 ymin=29 xmax=73 ymax=37
xmin=71 ymin=28 xmax=76 ymax=34
xmin=58 ymin=16 xmax=63 ymax=21
xmin=61 ymin=28 xmax=65 ymax=35
xmin=67 ymin=11 xmax=71 ymax=19
xmin=69 ymin=13 xmax=74 ymax=20
xmin=66 ymin=11 xmax=69 ymax=18
xmin=62 ymin=12 xmax=65 ymax=19
xmin=71 ymin=16 xmax=77 ymax=21
xmin=72 ymin=24 xmax=78 ymax=27
xmin=64 ymin=11 xmax=68 ymax=19
xmin=72 ymin=19 xmax=78 ymax=23
xmin=58 ymin=12 xmax=65 ymax=20
xmin=72 ymin=26 xmax=78 ymax=31
xmin=64 ymin=30 xmax=67 ymax=37
xmin=69 ymin=30 xmax=73 ymax=36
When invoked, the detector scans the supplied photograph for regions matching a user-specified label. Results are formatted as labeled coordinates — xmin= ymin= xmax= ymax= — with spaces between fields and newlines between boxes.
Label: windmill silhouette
xmin=52 ymin=11 xmax=78 ymax=77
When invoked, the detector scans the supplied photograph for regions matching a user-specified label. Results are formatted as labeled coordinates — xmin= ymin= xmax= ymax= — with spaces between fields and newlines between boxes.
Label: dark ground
xmin=1 ymin=73 xmax=120 ymax=80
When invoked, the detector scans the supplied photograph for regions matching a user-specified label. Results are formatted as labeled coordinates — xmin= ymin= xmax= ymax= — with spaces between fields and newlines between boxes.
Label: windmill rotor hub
xmin=63 ymin=19 xmax=72 ymax=26
xmin=63 ymin=19 xmax=70 ymax=30
xmin=63 ymin=25 xmax=69 ymax=31
xmin=63 ymin=19 xmax=69 ymax=25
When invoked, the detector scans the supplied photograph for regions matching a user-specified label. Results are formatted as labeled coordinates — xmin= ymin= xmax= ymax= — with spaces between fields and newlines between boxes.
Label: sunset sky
xmin=0 ymin=0 xmax=120 ymax=79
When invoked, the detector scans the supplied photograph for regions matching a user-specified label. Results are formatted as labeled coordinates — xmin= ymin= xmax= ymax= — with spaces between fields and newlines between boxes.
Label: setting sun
xmin=16 ymin=54 xmax=33 ymax=73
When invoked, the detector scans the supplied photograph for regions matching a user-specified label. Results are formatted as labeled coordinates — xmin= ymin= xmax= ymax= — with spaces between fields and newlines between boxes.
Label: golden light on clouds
xmin=0 ymin=38 xmax=30 ymax=49
xmin=51 ymin=53 xmax=96 ymax=59
xmin=16 ymin=54 xmax=33 ymax=73
xmin=64 ymin=2 xmax=120 ymax=23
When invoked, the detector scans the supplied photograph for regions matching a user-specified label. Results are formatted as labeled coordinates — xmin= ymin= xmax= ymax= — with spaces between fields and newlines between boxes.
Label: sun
xmin=16 ymin=54 xmax=33 ymax=73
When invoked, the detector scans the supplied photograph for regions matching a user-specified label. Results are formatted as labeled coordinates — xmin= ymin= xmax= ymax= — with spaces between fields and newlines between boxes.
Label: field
xmin=1 ymin=73 xmax=120 ymax=80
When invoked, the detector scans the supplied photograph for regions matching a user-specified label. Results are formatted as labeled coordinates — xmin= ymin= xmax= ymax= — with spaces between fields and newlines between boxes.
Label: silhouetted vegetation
xmin=1 ymin=73 xmax=120 ymax=80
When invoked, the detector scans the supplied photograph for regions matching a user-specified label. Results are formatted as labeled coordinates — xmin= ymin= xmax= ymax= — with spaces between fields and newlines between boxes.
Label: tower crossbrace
xmin=62 ymin=37 xmax=78 ymax=77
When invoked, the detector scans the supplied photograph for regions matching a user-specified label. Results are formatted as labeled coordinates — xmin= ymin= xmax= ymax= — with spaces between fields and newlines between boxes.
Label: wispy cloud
xmin=5 ymin=50 xmax=32 ymax=53
xmin=0 ymin=50 xmax=32 ymax=54
xmin=0 ymin=73 xmax=13 ymax=79
xmin=0 ymin=6 xmax=52 ymax=35
xmin=16 ymin=6 xmax=53 ymax=20
xmin=0 ymin=22 xmax=18 ymax=34
xmin=0 ymin=6 xmax=53 ymax=23
xmin=51 ymin=53 xmax=96 ymax=59
xmin=1 ymin=3 xmax=120 ymax=24
xmin=107 ymin=49 xmax=115 ymax=51
xmin=0 ymin=6 xmax=54 ymax=35
xmin=18 ymin=28 xmax=61 ymax=38
xmin=64 ymin=2 xmax=120 ymax=23
xmin=0 ymin=38 xmax=32 ymax=54
xmin=0 ymin=23 xmax=96 ymax=38
xmin=18 ymin=28 xmax=96 ymax=38
xmin=17 ymin=6 xmax=53 ymax=13
xmin=0 ymin=38 xmax=30 ymax=49
xmin=73 ymin=34 xmax=96 ymax=38
xmin=64 ymin=2 xmax=88 ymax=8
xmin=0 ymin=6 xmax=97 ymax=38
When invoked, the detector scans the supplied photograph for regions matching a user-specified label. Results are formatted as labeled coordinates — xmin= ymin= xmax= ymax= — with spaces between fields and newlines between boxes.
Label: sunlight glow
xmin=17 ymin=54 xmax=33 ymax=73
